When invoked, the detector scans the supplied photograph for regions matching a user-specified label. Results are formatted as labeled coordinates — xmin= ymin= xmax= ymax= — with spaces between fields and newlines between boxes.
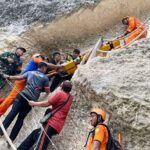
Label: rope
xmin=87 ymin=37 xmax=103 ymax=63
xmin=0 ymin=118 xmax=16 ymax=150
xmin=34 ymin=129 xmax=43 ymax=150
xmin=39 ymin=124 xmax=59 ymax=150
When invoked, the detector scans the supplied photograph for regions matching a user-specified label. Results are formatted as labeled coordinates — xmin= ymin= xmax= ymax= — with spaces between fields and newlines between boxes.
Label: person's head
xmin=52 ymin=52 xmax=61 ymax=63
xmin=15 ymin=47 xmax=26 ymax=57
xmin=72 ymin=49 xmax=80 ymax=59
xmin=61 ymin=80 xmax=72 ymax=93
xmin=38 ymin=62 xmax=48 ymax=73
xmin=32 ymin=53 xmax=45 ymax=60
xmin=90 ymin=108 xmax=106 ymax=127
xmin=122 ymin=17 xmax=128 ymax=25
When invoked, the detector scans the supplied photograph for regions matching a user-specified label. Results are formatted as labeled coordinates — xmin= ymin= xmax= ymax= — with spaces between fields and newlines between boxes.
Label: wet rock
xmin=0 ymin=0 xmax=101 ymax=27
xmin=70 ymin=38 xmax=150 ymax=150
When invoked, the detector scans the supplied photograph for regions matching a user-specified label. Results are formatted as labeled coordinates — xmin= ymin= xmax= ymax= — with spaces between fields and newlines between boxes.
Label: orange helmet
xmin=32 ymin=53 xmax=41 ymax=59
xmin=90 ymin=108 xmax=106 ymax=121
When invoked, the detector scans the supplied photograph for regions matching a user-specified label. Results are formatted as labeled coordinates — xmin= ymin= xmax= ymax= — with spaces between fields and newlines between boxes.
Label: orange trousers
xmin=125 ymin=29 xmax=147 ymax=45
xmin=0 ymin=79 xmax=26 ymax=116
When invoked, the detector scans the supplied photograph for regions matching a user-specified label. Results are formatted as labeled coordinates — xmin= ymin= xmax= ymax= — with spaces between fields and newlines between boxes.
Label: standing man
xmin=18 ymin=80 xmax=73 ymax=150
xmin=50 ymin=49 xmax=81 ymax=92
xmin=49 ymin=52 xmax=62 ymax=65
xmin=0 ymin=62 xmax=50 ymax=142
xmin=0 ymin=47 xmax=26 ymax=88
xmin=0 ymin=47 xmax=26 ymax=75
xmin=67 ymin=49 xmax=81 ymax=61
xmin=85 ymin=108 xmax=108 ymax=150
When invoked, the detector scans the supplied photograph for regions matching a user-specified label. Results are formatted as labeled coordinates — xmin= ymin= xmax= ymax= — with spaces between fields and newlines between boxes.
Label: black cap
xmin=16 ymin=47 xmax=26 ymax=53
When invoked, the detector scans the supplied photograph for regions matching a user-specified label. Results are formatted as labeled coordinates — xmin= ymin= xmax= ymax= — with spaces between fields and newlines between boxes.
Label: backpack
xmin=98 ymin=124 xmax=122 ymax=150
xmin=84 ymin=124 xmax=122 ymax=150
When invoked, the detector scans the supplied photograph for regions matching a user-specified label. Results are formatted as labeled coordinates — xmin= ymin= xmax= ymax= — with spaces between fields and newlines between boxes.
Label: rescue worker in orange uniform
xmin=85 ymin=108 xmax=108 ymax=150
xmin=120 ymin=16 xmax=147 ymax=45
xmin=0 ymin=53 xmax=61 ymax=116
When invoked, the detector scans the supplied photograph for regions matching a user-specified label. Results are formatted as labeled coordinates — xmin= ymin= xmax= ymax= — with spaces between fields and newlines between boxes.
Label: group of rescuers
xmin=0 ymin=16 xmax=147 ymax=150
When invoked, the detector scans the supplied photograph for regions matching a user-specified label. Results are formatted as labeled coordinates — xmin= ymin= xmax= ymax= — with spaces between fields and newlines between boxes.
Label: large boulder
xmin=70 ymin=39 xmax=150 ymax=150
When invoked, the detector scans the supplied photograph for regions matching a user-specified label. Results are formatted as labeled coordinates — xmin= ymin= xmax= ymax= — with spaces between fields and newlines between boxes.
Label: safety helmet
xmin=32 ymin=53 xmax=41 ymax=59
xmin=90 ymin=108 xmax=106 ymax=121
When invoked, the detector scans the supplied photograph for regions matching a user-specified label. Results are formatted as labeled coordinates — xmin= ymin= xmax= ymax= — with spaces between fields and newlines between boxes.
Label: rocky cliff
xmin=0 ymin=0 xmax=150 ymax=150
xmin=3 ymin=0 xmax=150 ymax=51
xmin=68 ymin=39 xmax=150 ymax=150
xmin=1 ymin=38 xmax=149 ymax=150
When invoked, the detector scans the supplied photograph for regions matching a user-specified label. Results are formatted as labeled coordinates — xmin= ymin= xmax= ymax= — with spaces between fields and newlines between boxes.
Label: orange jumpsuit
xmin=0 ymin=56 xmax=43 ymax=116
xmin=125 ymin=16 xmax=147 ymax=45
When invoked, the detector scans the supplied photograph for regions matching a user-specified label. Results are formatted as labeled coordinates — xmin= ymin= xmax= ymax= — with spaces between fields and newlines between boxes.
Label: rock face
xmin=0 ymin=0 xmax=100 ymax=27
xmin=69 ymin=39 xmax=150 ymax=150
xmin=11 ymin=39 xmax=149 ymax=150
xmin=1 ymin=33 xmax=150 ymax=150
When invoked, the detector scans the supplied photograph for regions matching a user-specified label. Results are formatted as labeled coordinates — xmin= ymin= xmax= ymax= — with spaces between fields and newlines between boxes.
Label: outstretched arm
xmin=28 ymin=100 xmax=51 ymax=107
xmin=123 ymin=31 xmax=130 ymax=36
xmin=45 ymin=62 xmax=63 ymax=70
xmin=117 ymin=31 xmax=130 ymax=39
xmin=3 ymin=74 xmax=25 ymax=80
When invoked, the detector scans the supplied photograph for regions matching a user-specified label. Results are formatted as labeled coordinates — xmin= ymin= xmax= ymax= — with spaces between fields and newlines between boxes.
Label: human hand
xmin=7 ymin=58 xmax=14 ymax=63
xmin=28 ymin=101 xmax=36 ymax=107
xmin=3 ymin=74 xmax=10 ymax=79
xmin=47 ymin=71 xmax=58 ymax=77
xmin=117 ymin=36 xmax=124 ymax=39
xmin=57 ymin=65 xmax=64 ymax=69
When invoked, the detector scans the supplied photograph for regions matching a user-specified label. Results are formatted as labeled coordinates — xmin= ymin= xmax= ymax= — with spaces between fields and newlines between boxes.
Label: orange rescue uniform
xmin=87 ymin=124 xmax=108 ymax=150
xmin=0 ymin=56 xmax=43 ymax=116
xmin=125 ymin=16 xmax=147 ymax=45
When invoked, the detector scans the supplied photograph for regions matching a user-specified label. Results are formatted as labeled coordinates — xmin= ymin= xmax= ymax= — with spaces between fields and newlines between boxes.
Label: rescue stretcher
xmin=62 ymin=37 xmax=123 ymax=75
xmin=63 ymin=25 xmax=148 ymax=75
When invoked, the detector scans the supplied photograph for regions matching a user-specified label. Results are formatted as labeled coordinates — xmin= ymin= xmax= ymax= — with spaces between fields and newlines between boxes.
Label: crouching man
xmin=18 ymin=80 xmax=73 ymax=150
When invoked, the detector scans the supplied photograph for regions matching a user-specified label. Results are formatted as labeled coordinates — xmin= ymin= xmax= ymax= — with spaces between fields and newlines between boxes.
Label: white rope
xmin=0 ymin=118 xmax=17 ymax=150
xmin=34 ymin=129 xmax=43 ymax=150
xmin=5 ymin=79 xmax=29 ymax=102
xmin=40 ymin=124 xmax=59 ymax=150
xmin=87 ymin=37 xmax=103 ymax=63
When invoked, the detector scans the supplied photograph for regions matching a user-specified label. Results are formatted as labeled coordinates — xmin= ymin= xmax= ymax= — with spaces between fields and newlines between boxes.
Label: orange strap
xmin=118 ymin=132 xmax=123 ymax=148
